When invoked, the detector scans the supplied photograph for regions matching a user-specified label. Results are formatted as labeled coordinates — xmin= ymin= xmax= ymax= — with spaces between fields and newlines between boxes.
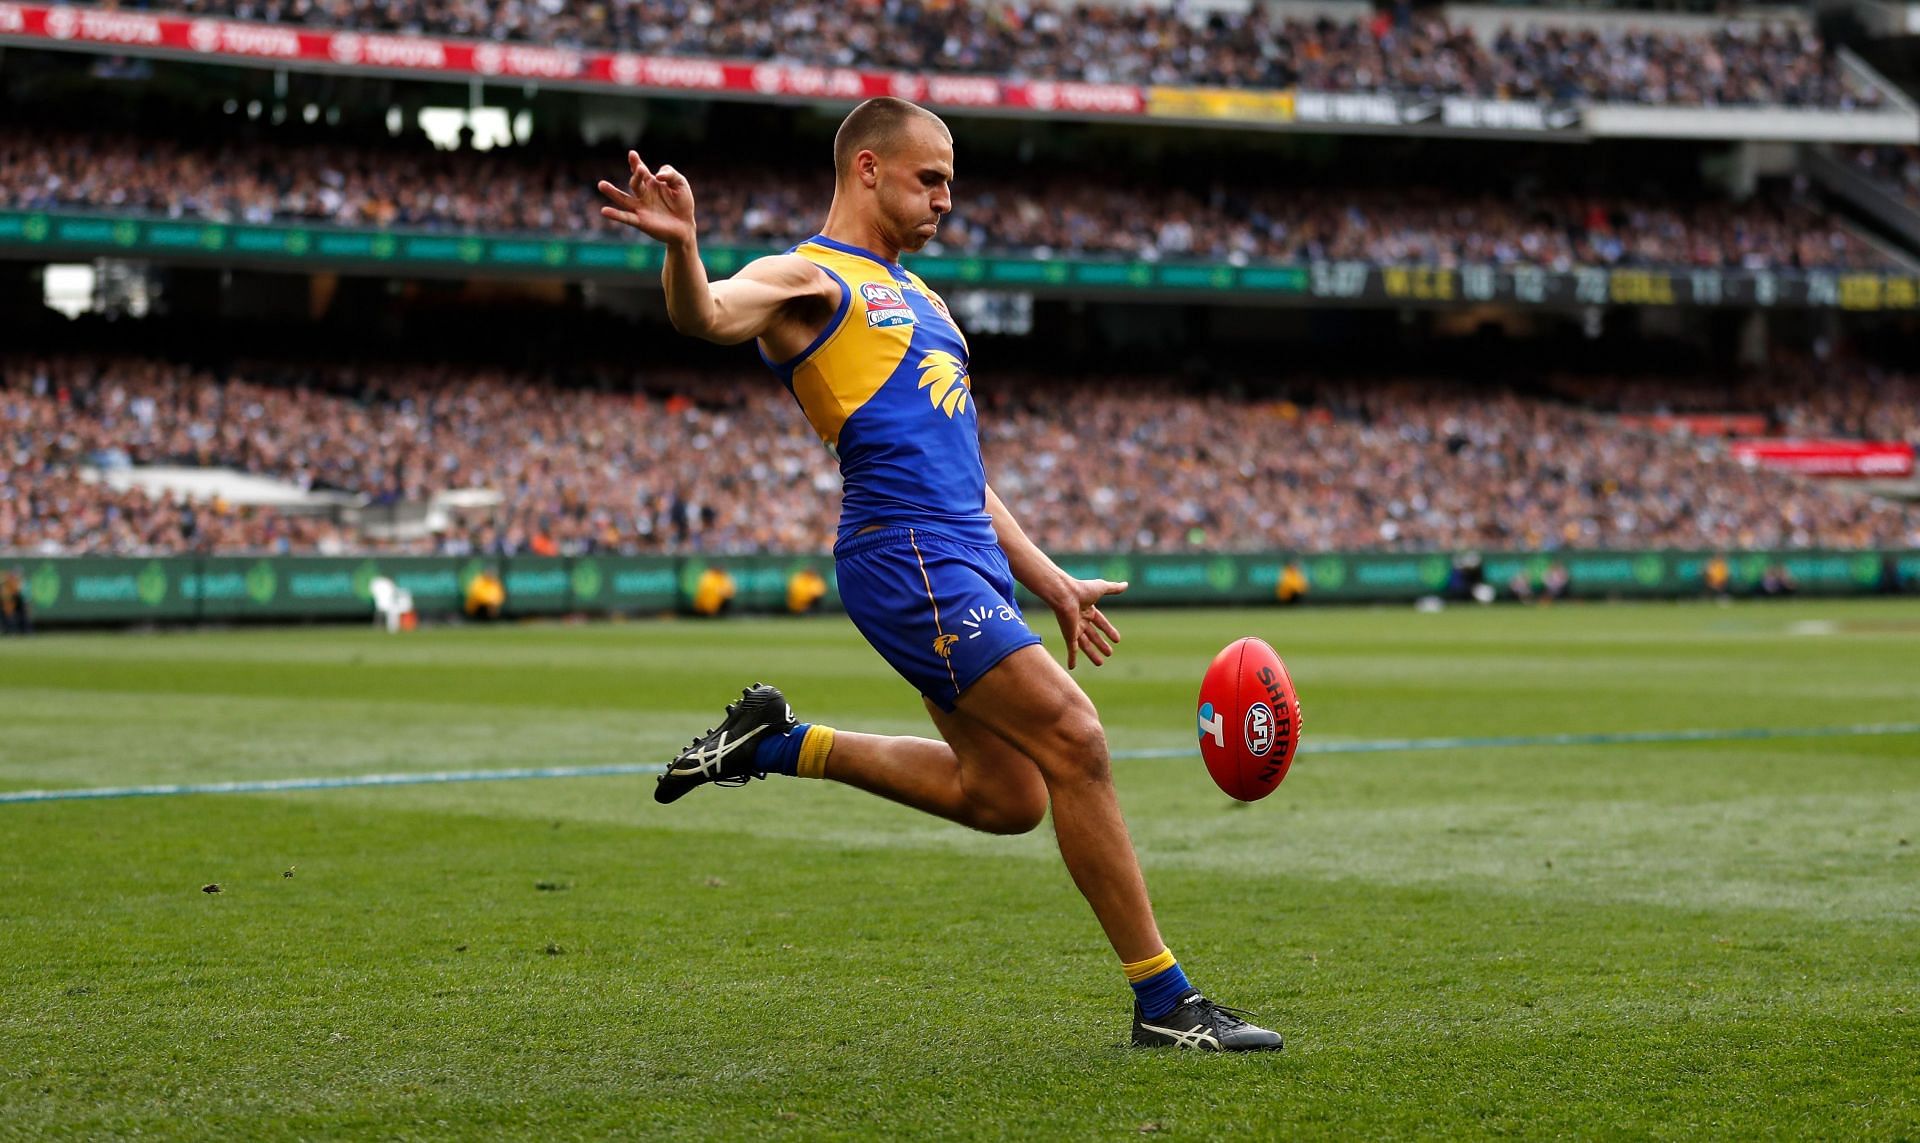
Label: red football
xmin=1196 ymin=636 xmax=1302 ymax=801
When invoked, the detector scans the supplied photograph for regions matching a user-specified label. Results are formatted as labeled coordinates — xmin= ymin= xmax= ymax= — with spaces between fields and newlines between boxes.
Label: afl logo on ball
xmin=1244 ymin=702 xmax=1275 ymax=758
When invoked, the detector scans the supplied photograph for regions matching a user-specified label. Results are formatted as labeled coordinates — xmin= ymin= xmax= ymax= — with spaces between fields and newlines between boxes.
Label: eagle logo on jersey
xmin=917 ymin=351 xmax=971 ymax=418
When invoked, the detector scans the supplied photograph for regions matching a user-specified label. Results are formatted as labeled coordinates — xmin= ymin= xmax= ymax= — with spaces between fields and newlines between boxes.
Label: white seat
xmin=368 ymin=575 xmax=414 ymax=633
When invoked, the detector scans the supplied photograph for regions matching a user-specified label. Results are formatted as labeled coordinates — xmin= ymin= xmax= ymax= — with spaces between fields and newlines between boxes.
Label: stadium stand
xmin=0 ymin=129 xmax=1894 ymax=270
xmin=6 ymin=356 xmax=1916 ymax=557
xmin=107 ymin=0 xmax=1878 ymax=107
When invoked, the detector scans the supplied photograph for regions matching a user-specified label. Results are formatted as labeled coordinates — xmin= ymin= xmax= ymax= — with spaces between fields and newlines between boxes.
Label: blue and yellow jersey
xmin=760 ymin=234 xmax=994 ymax=548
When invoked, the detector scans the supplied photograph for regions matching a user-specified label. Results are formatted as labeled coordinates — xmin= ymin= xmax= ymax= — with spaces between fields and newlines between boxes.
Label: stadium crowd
xmin=986 ymin=377 xmax=1917 ymax=553
xmin=5 ymin=356 xmax=1916 ymax=558
xmin=118 ymin=0 xmax=1876 ymax=107
xmin=0 ymin=130 xmax=1891 ymax=270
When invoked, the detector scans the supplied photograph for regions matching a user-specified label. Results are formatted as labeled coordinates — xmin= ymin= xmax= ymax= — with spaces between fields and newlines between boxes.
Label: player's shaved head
xmin=822 ymin=97 xmax=954 ymax=256
xmin=833 ymin=98 xmax=951 ymax=181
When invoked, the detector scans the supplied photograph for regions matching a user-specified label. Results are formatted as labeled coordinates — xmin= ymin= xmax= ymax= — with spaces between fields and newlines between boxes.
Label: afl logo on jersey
xmin=861 ymin=283 xmax=917 ymax=329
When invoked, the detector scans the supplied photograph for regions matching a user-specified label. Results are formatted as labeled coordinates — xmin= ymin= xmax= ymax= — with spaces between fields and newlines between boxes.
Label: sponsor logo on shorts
xmin=961 ymin=603 xmax=1017 ymax=639
xmin=1244 ymin=701 xmax=1275 ymax=758
xmin=861 ymin=282 xmax=916 ymax=328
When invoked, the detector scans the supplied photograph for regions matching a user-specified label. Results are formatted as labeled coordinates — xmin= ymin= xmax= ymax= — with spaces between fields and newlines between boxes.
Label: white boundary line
xmin=3 ymin=722 xmax=1916 ymax=806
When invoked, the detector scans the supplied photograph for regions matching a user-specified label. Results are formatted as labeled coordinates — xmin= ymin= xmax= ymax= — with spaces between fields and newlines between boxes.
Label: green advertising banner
xmin=1667 ymin=550 xmax=1890 ymax=593
xmin=223 ymin=556 xmax=489 ymax=617
xmin=11 ymin=549 xmax=1914 ymax=626
xmin=12 ymin=208 xmax=1920 ymax=310
xmin=0 ymin=209 xmax=1306 ymax=298
xmin=1037 ymin=552 xmax=1457 ymax=604
xmin=486 ymin=556 xmax=678 ymax=615
xmin=20 ymin=555 xmax=507 ymax=622
xmin=1482 ymin=552 xmax=1671 ymax=597
xmin=23 ymin=557 xmax=187 ymax=622
xmin=182 ymin=556 xmax=302 ymax=619
xmin=499 ymin=560 xmax=573 ymax=617
xmin=564 ymin=556 xmax=680 ymax=614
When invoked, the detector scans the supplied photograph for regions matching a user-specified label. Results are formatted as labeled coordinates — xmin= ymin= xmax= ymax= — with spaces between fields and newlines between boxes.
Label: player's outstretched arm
xmin=596 ymin=151 xmax=833 ymax=345
xmin=984 ymin=483 xmax=1127 ymax=670
xmin=663 ymin=253 xmax=836 ymax=346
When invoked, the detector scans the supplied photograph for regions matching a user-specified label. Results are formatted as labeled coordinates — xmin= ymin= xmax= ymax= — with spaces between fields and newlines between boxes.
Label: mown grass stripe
xmin=4 ymin=721 xmax=1916 ymax=806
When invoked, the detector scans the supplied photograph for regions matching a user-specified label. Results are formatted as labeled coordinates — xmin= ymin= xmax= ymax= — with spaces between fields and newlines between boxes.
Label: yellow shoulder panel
xmin=788 ymin=242 xmax=916 ymax=445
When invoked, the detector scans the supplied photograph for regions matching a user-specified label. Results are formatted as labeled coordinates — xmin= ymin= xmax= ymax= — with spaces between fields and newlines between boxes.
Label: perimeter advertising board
xmin=16 ymin=550 xmax=1909 ymax=625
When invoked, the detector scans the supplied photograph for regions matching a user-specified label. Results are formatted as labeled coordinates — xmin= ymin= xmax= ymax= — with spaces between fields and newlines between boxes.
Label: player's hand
xmin=597 ymin=151 xmax=696 ymax=246
xmin=1050 ymin=577 xmax=1127 ymax=671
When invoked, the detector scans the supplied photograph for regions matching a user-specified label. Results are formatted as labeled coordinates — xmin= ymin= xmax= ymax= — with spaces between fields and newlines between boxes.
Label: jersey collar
xmin=806 ymin=233 xmax=908 ymax=278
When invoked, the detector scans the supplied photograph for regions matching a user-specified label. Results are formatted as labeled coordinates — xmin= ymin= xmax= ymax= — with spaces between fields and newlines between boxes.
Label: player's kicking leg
xmin=655 ymin=650 xmax=1281 ymax=1052
xmin=938 ymin=645 xmax=1282 ymax=1052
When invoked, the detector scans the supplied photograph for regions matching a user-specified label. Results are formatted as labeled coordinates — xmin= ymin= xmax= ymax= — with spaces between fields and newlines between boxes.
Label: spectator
xmin=787 ymin=567 xmax=828 ymax=615
xmin=1876 ymin=553 xmax=1904 ymax=595
xmin=1704 ymin=555 xmax=1732 ymax=598
xmin=1508 ymin=566 xmax=1536 ymax=604
xmin=1542 ymin=560 xmax=1571 ymax=602
xmin=0 ymin=567 xmax=28 ymax=634
xmin=1759 ymin=561 xmax=1798 ymax=596
xmin=692 ymin=566 xmax=736 ymax=616
xmin=464 ymin=570 xmax=505 ymax=620
xmin=1276 ymin=561 xmax=1308 ymax=606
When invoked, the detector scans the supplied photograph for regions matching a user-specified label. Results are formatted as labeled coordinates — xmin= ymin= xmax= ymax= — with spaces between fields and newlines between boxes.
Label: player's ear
xmin=859 ymin=150 xmax=880 ymax=188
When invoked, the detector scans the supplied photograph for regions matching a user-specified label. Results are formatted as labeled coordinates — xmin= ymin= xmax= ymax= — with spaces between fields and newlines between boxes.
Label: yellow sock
xmin=794 ymin=725 xmax=836 ymax=780
xmin=1122 ymin=947 xmax=1177 ymax=983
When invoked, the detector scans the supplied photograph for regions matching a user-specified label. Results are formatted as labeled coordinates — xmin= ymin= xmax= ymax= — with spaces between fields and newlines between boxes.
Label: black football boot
xmin=654 ymin=683 xmax=798 ymax=805
xmin=1131 ymin=992 xmax=1284 ymax=1052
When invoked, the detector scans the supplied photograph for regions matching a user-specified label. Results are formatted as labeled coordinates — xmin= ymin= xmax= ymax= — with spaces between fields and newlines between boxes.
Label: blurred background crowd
xmin=129 ymin=0 xmax=1877 ymax=107
xmin=7 ymin=355 xmax=1916 ymax=558
xmin=0 ymin=129 xmax=1891 ymax=270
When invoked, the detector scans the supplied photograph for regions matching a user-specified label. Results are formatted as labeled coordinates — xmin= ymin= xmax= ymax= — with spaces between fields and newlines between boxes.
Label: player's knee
xmin=958 ymin=763 xmax=1048 ymax=835
xmin=1037 ymin=705 xmax=1111 ymax=785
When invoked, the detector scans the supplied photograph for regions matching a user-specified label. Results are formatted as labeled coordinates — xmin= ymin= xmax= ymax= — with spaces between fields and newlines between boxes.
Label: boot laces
xmin=1193 ymin=998 xmax=1258 ymax=1031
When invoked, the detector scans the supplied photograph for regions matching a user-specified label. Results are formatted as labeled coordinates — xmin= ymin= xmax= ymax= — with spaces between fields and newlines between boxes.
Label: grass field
xmin=2 ymin=600 xmax=1917 ymax=1139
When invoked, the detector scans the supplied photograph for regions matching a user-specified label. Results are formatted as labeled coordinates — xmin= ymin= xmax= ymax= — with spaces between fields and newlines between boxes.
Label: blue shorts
xmin=836 ymin=526 xmax=1044 ymax=712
